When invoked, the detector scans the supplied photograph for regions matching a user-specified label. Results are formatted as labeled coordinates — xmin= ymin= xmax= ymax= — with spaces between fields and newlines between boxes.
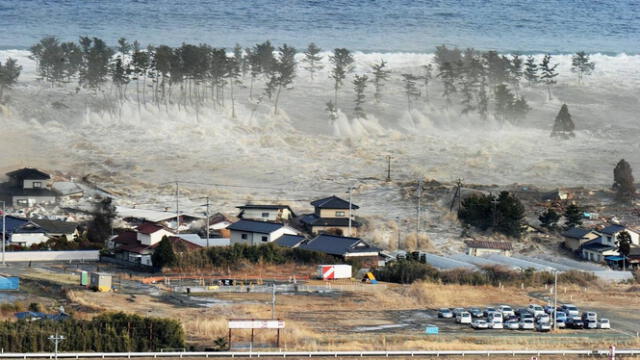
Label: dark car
xmin=566 ymin=316 xmax=584 ymax=329
xmin=468 ymin=308 xmax=483 ymax=318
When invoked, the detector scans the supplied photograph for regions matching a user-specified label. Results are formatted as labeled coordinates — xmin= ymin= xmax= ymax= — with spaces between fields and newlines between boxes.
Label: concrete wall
xmin=230 ymin=227 xmax=297 ymax=246
xmin=11 ymin=233 xmax=49 ymax=247
xmin=319 ymin=209 xmax=349 ymax=218
xmin=137 ymin=229 xmax=174 ymax=246
xmin=2 ymin=250 xmax=100 ymax=262
xmin=12 ymin=195 xmax=57 ymax=207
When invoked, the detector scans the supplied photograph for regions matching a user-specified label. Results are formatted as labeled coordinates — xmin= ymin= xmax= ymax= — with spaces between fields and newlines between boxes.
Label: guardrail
xmin=0 ymin=349 xmax=638 ymax=358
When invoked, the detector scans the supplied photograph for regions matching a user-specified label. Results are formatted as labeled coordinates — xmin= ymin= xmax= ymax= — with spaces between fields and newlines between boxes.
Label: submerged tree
xmin=539 ymin=54 xmax=558 ymax=100
xmin=438 ymin=61 xmax=457 ymax=105
xmin=370 ymin=60 xmax=390 ymax=103
xmin=551 ymin=104 xmax=575 ymax=138
xmin=571 ymin=51 xmax=595 ymax=84
xmin=538 ymin=208 xmax=560 ymax=230
xmin=612 ymin=159 xmax=636 ymax=202
xmin=29 ymin=36 xmax=67 ymax=86
xmin=458 ymin=191 xmax=525 ymax=238
xmin=563 ymin=203 xmax=583 ymax=229
xmin=302 ymin=43 xmax=323 ymax=80
xmin=0 ymin=58 xmax=22 ymax=101
xmin=509 ymin=54 xmax=523 ymax=95
xmin=270 ymin=44 xmax=297 ymax=114
xmin=329 ymin=48 xmax=354 ymax=106
xmin=325 ymin=100 xmax=338 ymax=123
xmin=87 ymin=197 xmax=116 ymax=245
xmin=401 ymin=73 xmax=420 ymax=111
xmin=421 ymin=63 xmax=433 ymax=101
xmin=524 ymin=56 xmax=538 ymax=85
xmin=352 ymin=74 xmax=368 ymax=119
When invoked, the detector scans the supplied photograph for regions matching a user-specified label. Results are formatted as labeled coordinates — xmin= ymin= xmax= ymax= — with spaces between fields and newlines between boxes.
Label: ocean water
xmin=0 ymin=0 xmax=639 ymax=53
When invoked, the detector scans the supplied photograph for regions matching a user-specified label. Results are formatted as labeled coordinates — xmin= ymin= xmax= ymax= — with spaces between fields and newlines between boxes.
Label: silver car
xmin=519 ymin=318 xmax=535 ymax=330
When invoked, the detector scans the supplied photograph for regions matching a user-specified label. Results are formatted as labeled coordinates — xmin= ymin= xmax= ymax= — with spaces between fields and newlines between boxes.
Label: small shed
xmin=465 ymin=240 xmax=513 ymax=257
xmin=90 ymin=272 xmax=112 ymax=292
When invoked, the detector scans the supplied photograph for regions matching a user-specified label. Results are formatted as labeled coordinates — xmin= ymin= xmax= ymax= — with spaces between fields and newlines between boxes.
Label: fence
xmin=0 ymin=349 xmax=635 ymax=358
xmin=1 ymin=251 xmax=99 ymax=262
xmin=174 ymin=283 xmax=387 ymax=294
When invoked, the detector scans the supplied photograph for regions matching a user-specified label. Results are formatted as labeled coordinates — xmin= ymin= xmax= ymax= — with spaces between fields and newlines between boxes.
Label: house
xmin=206 ymin=213 xmax=232 ymax=238
xmin=227 ymin=219 xmax=299 ymax=246
xmin=110 ymin=230 xmax=202 ymax=267
xmin=116 ymin=206 xmax=202 ymax=232
xmin=562 ymin=227 xmax=600 ymax=251
xmin=1 ymin=215 xmax=29 ymax=241
xmin=597 ymin=224 xmax=640 ymax=247
xmin=626 ymin=245 xmax=640 ymax=269
xmin=274 ymin=234 xmax=306 ymax=248
xmin=465 ymin=240 xmax=513 ymax=256
xmin=237 ymin=204 xmax=295 ymax=223
xmin=135 ymin=222 xmax=175 ymax=246
xmin=298 ymin=234 xmax=380 ymax=266
xmin=11 ymin=219 xmax=79 ymax=247
xmin=300 ymin=196 xmax=361 ymax=236
xmin=580 ymin=239 xmax=619 ymax=263
xmin=0 ymin=168 xmax=57 ymax=207
xmin=176 ymin=233 xmax=230 ymax=247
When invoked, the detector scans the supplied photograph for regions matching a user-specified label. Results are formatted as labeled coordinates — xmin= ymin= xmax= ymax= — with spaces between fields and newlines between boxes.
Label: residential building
xmin=597 ymin=224 xmax=640 ymax=247
xmin=0 ymin=168 xmax=57 ymax=207
xmin=580 ymin=239 xmax=618 ymax=263
xmin=237 ymin=204 xmax=295 ymax=222
xmin=274 ymin=234 xmax=306 ymax=248
xmin=228 ymin=219 xmax=299 ymax=246
xmin=300 ymin=195 xmax=361 ymax=236
xmin=135 ymin=222 xmax=175 ymax=246
xmin=116 ymin=206 xmax=202 ymax=232
xmin=465 ymin=240 xmax=513 ymax=256
xmin=11 ymin=219 xmax=79 ymax=247
xmin=298 ymin=234 xmax=381 ymax=266
xmin=110 ymin=230 xmax=202 ymax=267
xmin=562 ymin=227 xmax=600 ymax=251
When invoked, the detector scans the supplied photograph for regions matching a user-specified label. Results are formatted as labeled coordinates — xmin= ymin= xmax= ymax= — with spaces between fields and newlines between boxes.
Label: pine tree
xmin=329 ymin=48 xmax=354 ymax=107
xmin=508 ymin=96 xmax=531 ymax=124
xmin=29 ymin=36 xmax=66 ymax=86
xmin=571 ymin=51 xmax=595 ymax=84
xmin=613 ymin=159 xmax=636 ymax=202
xmin=477 ymin=75 xmax=489 ymax=120
xmin=370 ymin=60 xmax=390 ymax=103
xmin=87 ymin=198 xmax=116 ymax=246
xmin=538 ymin=208 xmax=560 ymax=230
xmin=617 ymin=231 xmax=632 ymax=270
xmin=226 ymin=52 xmax=242 ymax=118
xmin=152 ymin=236 xmax=177 ymax=270
xmin=509 ymin=54 xmax=523 ymax=94
xmin=564 ymin=203 xmax=583 ymax=229
xmin=539 ymin=54 xmax=559 ymax=100
xmin=301 ymin=43 xmax=323 ymax=80
xmin=524 ymin=56 xmax=538 ymax=85
xmin=352 ymin=74 xmax=368 ymax=119
xmin=401 ymin=73 xmax=420 ymax=111
xmin=325 ymin=100 xmax=338 ymax=123
xmin=493 ymin=84 xmax=514 ymax=122
xmin=270 ymin=44 xmax=297 ymax=114
xmin=551 ymin=104 xmax=575 ymax=138
xmin=421 ymin=63 xmax=433 ymax=101
xmin=0 ymin=58 xmax=22 ymax=101
xmin=438 ymin=62 xmax=457 ymax=105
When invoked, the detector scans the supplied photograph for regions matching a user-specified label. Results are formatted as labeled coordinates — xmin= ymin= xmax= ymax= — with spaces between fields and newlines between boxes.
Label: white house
xmin=237 ymin=205 xmax=296 ymax=222
xmin=135 ymin=223 xmax=175 ymax=246
xmin=0 ymin=168 xmax=57 ymax=207
xmin=11 ymin=219 xmax=79 ymax=247
xmin=465 ymin=240 xmax=513 ymax=257
xmin=597 ymin=224 xmax=640 ymax=247
xmin=228 ymin=219 xmax=299 ymax=246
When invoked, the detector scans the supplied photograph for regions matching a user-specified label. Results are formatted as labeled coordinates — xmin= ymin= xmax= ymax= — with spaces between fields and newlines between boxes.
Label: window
xmin=336 ymin=211 xmax=345 ymax=217
xmin=241 ymin=234 xmax=248 ymax=240
xmin=33 ymin=182 xmax=42 ymax=188
xmin=261 ymin=236 xmax=268 ymax=242
xmin=262 ymin=212 xmax=269 ymax=218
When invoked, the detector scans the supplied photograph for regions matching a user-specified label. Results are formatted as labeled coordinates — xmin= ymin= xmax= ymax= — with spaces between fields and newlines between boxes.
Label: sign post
xmin=228 ymin=319 xmax=285 ymax=350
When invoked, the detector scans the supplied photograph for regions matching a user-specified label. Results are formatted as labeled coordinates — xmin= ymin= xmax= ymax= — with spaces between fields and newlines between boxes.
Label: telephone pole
xmin=203 ymin=196 xmax=210 ymax=248
xmin=48 ymin=332 xmax=65 ymax=360
xmin=1 ymin=201 xmax=5 ymax=266
xmin=449 ymin=178 xmax=463 ymax=212
xmin=491 ymin=194 xmax=499 ymax=229
xmin=175 ymin=181 xmax=180 ymax=234
xmin=553 ymin=270 xmax=558 ymax=331
xmin=348 ymin=186 xmax=353 ymax=236
xmin=417 ymin=179 xmax=422 ymax=233
xmin=386 ymin=156 xmax=392 ymax=182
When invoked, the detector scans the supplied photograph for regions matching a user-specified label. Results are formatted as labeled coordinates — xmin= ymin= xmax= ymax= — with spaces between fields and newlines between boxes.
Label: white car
xmin=560 ymin=304 xmax=579 ymax=317
xmin=536 ymin=314 xmax=550 ymax=323
xmin=498 ymin=305 xmax=515 ymax=318
xmin=456 ymin=311 xmax=472 ymax=324
xmin=536 ymin=321 xmax=551 ymax=332
xmin=489 ymin=321 xmax=503 ymax=329
xmin=527 ymin=304 xmax=545 ymax=317
xmin=599 ymin=318 xmax=611 ymax=329
xmin=487 ymin=311 xmax=503 ymax=324
xmin=519 ymin=318 xmax=535 ymax=330
xmin=505 ymin=320 xmax=520 ymax=330
xmin=472 ymin=319 xmax=489 ymax=329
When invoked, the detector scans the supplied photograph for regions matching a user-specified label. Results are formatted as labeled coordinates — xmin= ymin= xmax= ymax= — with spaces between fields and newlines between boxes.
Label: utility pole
xmin=417 ymin=180 xmax=422 ymax=233
xmin=175 ymin=181 xmax=180 ymax=234
xmin=48 ymin=332 xmax=65 ymax=360
xmin=553 ymin=270 xmax=558 ymax=331
xmin=204 ymin=196 xmax=210 ymax=248
xmin=491 ymin=194 xmax=499 ymax=230
xmin=386 ymin=156 xmax=392 ymax=182
xmin=348 ymin=186 xmax=353 ymax=236
xmin=449 ymin=178 xmax=463 ymax=212
xmin=271 ymin=283 xmax=276 ymax=319
xmin=1 ymin=201 xmax=5 ymax=266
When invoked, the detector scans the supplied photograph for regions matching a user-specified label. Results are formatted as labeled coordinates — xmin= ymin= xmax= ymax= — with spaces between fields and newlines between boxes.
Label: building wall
xmin=311 ymin=225 xmax=356 ymax=236
xmin=230 ymin=227 xmax=297 ymax=246
xmin=22 ymin=179 xmax=49 ymax=189
xmin=241 ymin=209 xmax=281 ymax=222
xmin=466 ymin=248 xmax=510 ymax=257
xmin=1 ymin=250 xmax=99 ymax=262
xmin=10 ymin=233 xmax=49 ymax=247
xmin=12 ymin=196 xmax=57 ymax=207
xmin=137 ymin=229 xmax=174 ymax=246
xmin=319 ymin=209 xmax=350 ymax=218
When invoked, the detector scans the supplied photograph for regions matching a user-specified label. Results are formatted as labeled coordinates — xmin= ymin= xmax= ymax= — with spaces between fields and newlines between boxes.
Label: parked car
xmin=581 ymin=312 xmax=597 ymax=322
xmin=456 ymin=311 xmax=472 ymax=324
xmin=519 ymin=318 xmax=535 ymax=330
xmin=483 ymin=307 xmax=497 ymax=317
xmin=487 ymin=311 xmax=503 ymax=325
xmin=566 ymin=316 xmax=584 ymax=329
xmin=498 ymin=305 xmax=515 ymax=318
xmin=527 ymin=304 xmax=545 ymax=317
xmin=520 ymin=312 xmax=534 ymax=320
xmin=583 ymin=320 xmax=598 ymax=329
xmin=468 ymin=308 xmax=483 ymax=318
xmin=544 ymin=305 xmax=555 ymax=314
xmin=560 ymin=304 xmax=579 ymax=317
xmin=515 ymin=308 xmax=529 ymax=317
xmin=489 ymin=320 xmax=504 ymax=329
xmin=536 ymin=321 xmax=551 ymax=332
xmin=452 ymin=307 xmax=465 ymax=317
xmin=438 ymin=308 xmax=454 ymax=318
xmin=555 ymin=318 xmax=566 ymax=329
xmin=472 ymin=319 xmax=489 ymax=329
xmin=555 ymin=311 xmax=567 ymax=322
xmin=599 ymin=318 xmax=611 ymax=329
xmin=505 ymin=320 xmax=520 ymax=330
xmin=536 ymin=314 xmax=550 ymax=323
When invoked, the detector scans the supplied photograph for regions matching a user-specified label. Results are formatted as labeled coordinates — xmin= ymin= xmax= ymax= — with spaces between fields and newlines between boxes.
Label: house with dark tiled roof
xmin=109 ymin=229 xmax=202 ymax=267
xmin=465 ymin=240 xmax=513 ymax=256
xmin=10 ymin=218 xmax=79 ymax=247
xmin=562 ymin=227 xmax=600 ymax=251
xmin=274 ymin=234 xmax=306 ymax=248
xmin=237 ymin=204 xmax=295 ymax=223
xmin=0 ymin=168 xmax=57 ymax=207
xmin=597 ymin=224 xmax=640 ymax=247
xmin=228 ymin=219 xmax=299 ymax=246
xmin=300 ymin=196 xmax=361 ymax=236
xmin=298 ymin=234 xmax=381 ymax=266
xmin=580 ymin=239 xmax=619 ymax=263
xmin=135 ymin=222 xmax=175 ymax=246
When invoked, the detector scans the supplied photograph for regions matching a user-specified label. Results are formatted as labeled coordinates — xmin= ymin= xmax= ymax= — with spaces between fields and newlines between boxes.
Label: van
xmin=456 ymin=311 xmax=472 ymax=324
xmin=487 ymin=312 xmax=503 ymax=324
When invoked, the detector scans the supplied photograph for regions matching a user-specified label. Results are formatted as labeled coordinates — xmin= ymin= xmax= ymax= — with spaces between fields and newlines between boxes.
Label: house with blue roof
xmin=300 ymin=195 xmax=361 ymax=236
xmin=228 ymin=219 xmax=299 ymax=246
xmin=597 ymin=224 xmax=639 ymax=247
xmin=299 ymin=234 xmax=381 ymax=266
